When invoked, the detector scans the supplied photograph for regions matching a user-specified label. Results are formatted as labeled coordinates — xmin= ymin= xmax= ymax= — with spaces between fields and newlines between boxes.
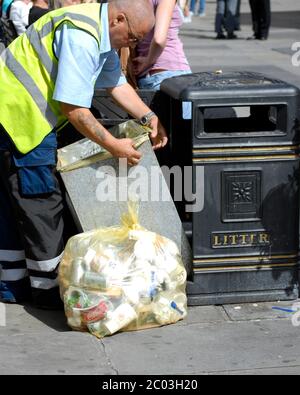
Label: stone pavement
xmin=1 ymin=0 xmax=300 ymax=376
xmin=1 ymin=300 xmax=300 ymax=375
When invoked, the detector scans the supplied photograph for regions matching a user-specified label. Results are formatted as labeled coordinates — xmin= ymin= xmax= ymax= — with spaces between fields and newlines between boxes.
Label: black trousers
xmin=249 ymin=0 xmax=271 ymax=39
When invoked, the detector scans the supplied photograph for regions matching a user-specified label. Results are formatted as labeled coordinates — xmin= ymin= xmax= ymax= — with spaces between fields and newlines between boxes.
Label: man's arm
xmin=107 ymin=83 xmax=168 ymax=150
xmin=60 ymin=103 xmax=142 ymax=166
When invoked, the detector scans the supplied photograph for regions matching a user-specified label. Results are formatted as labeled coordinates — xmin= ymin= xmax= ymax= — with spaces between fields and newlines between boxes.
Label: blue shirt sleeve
xmin=53 ymin=25 xmax=126 ymax=108
xmin=95 ymin=51 xmax=127 ymax=89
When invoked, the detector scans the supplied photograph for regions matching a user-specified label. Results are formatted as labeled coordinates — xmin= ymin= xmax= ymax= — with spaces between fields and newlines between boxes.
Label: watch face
xmin=140 ymin=112 xmax=154 ymax=125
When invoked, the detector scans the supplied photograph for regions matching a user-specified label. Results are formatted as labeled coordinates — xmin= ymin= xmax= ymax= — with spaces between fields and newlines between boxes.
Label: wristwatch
xmin=139 ymin=111 xmax=156 ymax=126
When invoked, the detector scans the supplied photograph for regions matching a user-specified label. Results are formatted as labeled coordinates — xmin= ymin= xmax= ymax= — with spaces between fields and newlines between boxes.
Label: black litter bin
xmin=161 ymin=71 xmax=300 ymax=305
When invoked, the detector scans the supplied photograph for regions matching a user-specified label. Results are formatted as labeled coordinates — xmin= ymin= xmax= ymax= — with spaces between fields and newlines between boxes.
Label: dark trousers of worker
xmin=0 ymin=132 xmax=64 ymax=307
xmin=249 ymin=0 xmax=271 ymax=39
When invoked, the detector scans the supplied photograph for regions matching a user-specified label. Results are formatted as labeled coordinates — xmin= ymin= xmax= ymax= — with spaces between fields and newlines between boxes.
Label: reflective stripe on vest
xmin=0 ymin=3 xmax=102 ymax=154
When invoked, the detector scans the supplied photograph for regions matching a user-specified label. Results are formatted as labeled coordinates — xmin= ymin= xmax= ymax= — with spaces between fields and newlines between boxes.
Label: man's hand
xmin=107 ymin=84 xmax=168 ymax=150
xmin=60 ymin=103 xmax=142 ymax=166
xmin=109 ymin=138 xmax=142 ymax=166
xmin=147 ymin=116 xmax=168 ymax=150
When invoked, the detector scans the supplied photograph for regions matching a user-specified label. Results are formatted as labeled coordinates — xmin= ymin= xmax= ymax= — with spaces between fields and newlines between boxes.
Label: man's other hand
xmin=147 ymin=116 xmax=168 ymax=150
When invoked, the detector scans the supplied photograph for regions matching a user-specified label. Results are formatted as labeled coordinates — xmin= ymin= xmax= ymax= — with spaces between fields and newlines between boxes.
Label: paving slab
xmin=102 ymin=319 xmax=300 ymax=375
xmin=182 ymin=305 xmax=229 ymax=325
xmin=272 ymin=48 xmax=295 ymax=56
xmin=223 ymin=301 xmax=296 ymax=322
xmin=0 ymin=303 xmax=69 ymax=335
xmin=0 ymin=303 xmax=114 ymax=375
xmin=223 ymin=366 xmax=300 ymax=376
xmin=0 ymin=331 xmax=113 ymax=375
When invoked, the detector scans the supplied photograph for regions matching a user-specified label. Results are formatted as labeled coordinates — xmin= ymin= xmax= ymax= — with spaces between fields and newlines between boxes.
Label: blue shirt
xmin=52 ymin=3 xmax=126 ymax=108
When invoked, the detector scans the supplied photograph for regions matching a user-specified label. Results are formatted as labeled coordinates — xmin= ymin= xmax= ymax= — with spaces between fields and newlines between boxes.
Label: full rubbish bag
xmin=59 ymin=202 xmax=187 ymax=339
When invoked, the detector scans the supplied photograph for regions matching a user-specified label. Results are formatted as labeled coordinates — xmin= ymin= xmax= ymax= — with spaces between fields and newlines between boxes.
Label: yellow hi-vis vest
xmin=0 ymin=3 xmax=102 ymax=154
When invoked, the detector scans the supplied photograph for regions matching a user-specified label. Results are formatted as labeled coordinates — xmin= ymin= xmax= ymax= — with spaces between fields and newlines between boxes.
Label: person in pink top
xmin=133 ymin=0 xmax=192 ymax=119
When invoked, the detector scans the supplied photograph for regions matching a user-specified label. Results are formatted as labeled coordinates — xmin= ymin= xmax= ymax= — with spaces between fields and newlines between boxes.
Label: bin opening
xmin=195 ymin=104 xmax=287 ymax=138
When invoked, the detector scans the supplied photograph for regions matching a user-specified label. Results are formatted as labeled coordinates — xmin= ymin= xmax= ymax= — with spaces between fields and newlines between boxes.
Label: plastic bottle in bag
xmin=153 ymin=291 xmax=187 ymax=325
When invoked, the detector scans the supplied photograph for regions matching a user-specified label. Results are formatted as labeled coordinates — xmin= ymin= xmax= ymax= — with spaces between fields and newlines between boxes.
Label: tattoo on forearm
xmin=77 ymin=112 xmax=107 ymax=142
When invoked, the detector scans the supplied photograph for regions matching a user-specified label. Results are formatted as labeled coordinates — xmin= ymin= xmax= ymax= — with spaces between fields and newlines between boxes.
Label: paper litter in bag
xmin=59 ymin=202 xmax=187 ymax=338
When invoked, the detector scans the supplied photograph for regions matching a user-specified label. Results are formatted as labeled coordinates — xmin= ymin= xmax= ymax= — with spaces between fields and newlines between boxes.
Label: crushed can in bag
xmin=80 ymin=297 xmax=112 ymax=324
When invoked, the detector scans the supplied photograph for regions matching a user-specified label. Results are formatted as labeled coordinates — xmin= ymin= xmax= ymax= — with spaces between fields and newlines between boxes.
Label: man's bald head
xmin=109 ymin=0 xmax=155 ymax=28
xmin=108 ymin=0 xmax=155 ymax=49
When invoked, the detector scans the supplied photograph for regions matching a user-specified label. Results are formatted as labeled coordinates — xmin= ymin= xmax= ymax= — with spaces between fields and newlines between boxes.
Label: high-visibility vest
xmin=0 ymin=3 xmax=102 ymax=154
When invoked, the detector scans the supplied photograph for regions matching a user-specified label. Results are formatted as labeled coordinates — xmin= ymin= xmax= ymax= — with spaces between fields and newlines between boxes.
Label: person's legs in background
xmin=248 ymin=0 xmax=260 ymax=39
xmin=215 ymin=0 xmax=226 ymax=39
xmin=225 ymin=0 xmax=238 ymax=38
xmin=189 ymin=0 xmax=196 ymax=14
xmin=248 ymin=0 xmax=270 ymax=40
xmin=216 ymin=0 xmax=238 ymax=39
xmin=197 ymin=0 xmax=206 ymax=16
xmin=180 ymin=0 xmax=192 ymax=23
xmin=234 ymin=0 xmax=241 ymax=31
xmin=258 ymin=0 xmax=271 ymax=40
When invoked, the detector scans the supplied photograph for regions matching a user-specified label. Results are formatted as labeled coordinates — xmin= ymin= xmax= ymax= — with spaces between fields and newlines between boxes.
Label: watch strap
xmin=140 ymin=111 xmax=156 ymax=126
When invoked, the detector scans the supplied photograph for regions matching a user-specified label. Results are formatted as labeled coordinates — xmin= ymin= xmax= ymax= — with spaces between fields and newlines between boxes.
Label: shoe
xmin=247 ymin=35 xmax=258 ymax=40
xmin=0 ymin=290 xmax=16 ymax=303
xmin=216 ymin=33 xmax=226 ymax=39
xmin=34 ymin=301 xmax=64 ymax=310
xmin=227 ymin=33 xmax=238 ymax=39
xmin=183 ymin=16 xmax=192 ymax=23
xmin=0 ymin=281 xmax=15 ymax=302
xmin=0 ymin=280 xmax=31 ymax=303
xmin=32 ymin=287 xmax=64 ymax=310
xmin=196 ymin=12 xmax=206 ymax=17
xmin=259 ymin=36 xmax=268 ymax=41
